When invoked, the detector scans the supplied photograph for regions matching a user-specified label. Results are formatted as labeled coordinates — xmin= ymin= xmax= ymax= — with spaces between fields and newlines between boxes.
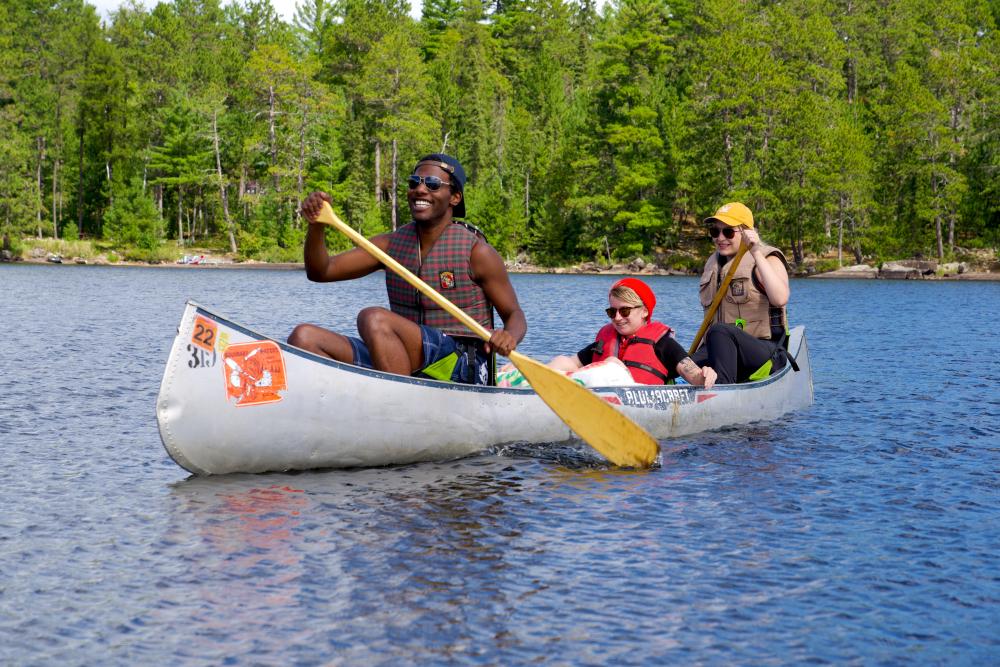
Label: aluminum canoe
xmin=157 ymin=302 xmax=814 ymax=475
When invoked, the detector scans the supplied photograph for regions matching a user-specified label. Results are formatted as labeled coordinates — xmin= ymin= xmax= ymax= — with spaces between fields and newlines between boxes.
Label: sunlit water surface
xmin=1 ymin=264 xmax=998 ymax=665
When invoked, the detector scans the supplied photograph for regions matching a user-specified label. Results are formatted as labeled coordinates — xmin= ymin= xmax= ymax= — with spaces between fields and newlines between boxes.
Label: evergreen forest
xmin=1 ymin=0 xmax=998 ymax=267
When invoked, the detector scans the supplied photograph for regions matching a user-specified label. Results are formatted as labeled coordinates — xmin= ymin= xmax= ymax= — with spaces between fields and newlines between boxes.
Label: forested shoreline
xmin=1 ymin=0 xmax=997 ymax=270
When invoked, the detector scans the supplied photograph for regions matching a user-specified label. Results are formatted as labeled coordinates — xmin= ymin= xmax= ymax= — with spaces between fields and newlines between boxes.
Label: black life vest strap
xmin=454 ymin=220 xmax=489 ymax=243
xmin=771 ymin=332 xmax=798 ymax=373
xmin=627 ymin=336 xmax=658 ymax=347
xmin=623 ymin=360 xmax=670 ymax=383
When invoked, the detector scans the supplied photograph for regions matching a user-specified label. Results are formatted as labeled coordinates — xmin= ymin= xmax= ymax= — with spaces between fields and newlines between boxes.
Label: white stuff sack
xmin=569 ymin=357 xmax=640 ymax=387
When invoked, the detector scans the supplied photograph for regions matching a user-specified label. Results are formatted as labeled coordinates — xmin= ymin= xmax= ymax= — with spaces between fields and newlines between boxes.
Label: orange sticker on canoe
xmin=191 ymin=316 xmax=218 ymax=352
xmin=222 ymin=341 xmax=287 ymax=406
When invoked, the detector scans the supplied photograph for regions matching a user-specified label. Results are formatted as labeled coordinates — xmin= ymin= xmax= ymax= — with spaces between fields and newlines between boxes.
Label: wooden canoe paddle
xmin=315 ymin=201 xmax=660 ymax=468
xmin=688 ymin=243 xmax=748 ymax=355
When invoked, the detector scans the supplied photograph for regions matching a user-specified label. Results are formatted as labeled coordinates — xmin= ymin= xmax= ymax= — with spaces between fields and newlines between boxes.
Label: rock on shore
xmin=810 ymin=259 xmax=994 ymax=280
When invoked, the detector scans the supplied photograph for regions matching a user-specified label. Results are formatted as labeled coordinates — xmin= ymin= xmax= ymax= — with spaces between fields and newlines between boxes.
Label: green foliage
xmin=5 ymin=234 xmax=24 ymax=258
xmin=61 ymin=220 xmax=79 ymax=241
xmin=120 ymin=244 xmax=178 ymax=263
xmin=103 ymin=178 xmax=163 ymax=250
xmin=0 ymin=0 xmax=994 ymax=269
xmin=24 ymin=237 xmax=97 ymax=260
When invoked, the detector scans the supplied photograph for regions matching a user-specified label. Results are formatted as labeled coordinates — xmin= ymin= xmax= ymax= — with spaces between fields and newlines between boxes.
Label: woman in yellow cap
xmin=691 ymin=202 xmax=791 ymax=384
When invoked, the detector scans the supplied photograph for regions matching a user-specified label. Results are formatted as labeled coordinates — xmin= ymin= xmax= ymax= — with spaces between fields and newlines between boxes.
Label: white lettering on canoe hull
xmin=618 ymin=387 xmax=694 ymax=410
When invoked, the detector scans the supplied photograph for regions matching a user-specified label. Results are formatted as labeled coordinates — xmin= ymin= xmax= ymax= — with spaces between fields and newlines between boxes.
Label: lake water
xmin=1 ymin=263 xmax=998 ymax=665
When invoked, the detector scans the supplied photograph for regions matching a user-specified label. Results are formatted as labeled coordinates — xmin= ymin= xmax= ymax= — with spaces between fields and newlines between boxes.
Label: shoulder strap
xmin=453 ymin=220 xmax=489 ymax=243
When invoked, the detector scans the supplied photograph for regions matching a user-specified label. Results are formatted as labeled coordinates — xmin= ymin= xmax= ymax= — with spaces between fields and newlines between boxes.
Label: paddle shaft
xmin=688 ymin=243 xmax=749 ymax=355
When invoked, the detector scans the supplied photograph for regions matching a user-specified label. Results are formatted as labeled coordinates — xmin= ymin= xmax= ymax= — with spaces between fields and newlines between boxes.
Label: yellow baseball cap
xmin=705 ymin=202 xmax=754 ymax=229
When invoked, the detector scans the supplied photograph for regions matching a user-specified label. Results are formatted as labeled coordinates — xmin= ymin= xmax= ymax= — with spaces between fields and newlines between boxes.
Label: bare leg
xmin=547 ymin=354 xmax=583 ymax=372
xmin=356 ymin=307 xmax=425 ymax=375
xmin=287 ymin=324 xmax=355 ymax=363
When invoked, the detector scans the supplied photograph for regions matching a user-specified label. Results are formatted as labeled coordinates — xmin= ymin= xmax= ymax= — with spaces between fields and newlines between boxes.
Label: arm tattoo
xmin=678 ymin=358 xmax=699 ymax=376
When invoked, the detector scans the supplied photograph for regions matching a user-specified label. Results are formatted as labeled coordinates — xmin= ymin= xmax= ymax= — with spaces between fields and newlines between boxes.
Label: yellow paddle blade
xmin=510 ymin=351 xmax=660 ymax=468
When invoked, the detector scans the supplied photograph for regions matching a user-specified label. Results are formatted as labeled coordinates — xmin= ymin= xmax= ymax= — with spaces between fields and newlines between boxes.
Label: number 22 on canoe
xmin=315 ymin=201 xmax=660 ymax=468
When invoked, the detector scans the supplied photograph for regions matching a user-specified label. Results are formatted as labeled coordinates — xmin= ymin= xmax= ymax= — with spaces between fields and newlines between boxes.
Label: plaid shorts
xmin=347 ymin=326 xmax=490 ymax=385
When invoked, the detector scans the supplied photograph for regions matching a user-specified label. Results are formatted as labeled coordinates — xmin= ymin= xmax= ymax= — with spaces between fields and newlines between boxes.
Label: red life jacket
xmin=592 ymin=321 xmax=674 ymax=385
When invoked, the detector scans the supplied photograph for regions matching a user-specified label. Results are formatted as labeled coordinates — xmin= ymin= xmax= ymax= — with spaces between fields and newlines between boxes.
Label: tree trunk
xmin=239 ymin=164 xmax=247 ymax=218
xmin=297 ymin=110 xmax=306 ymax=221
xmin=723 ymin=120 xmax=733 ymax=190
xmin=523 ymin=171 xmax=530 ymax=249
xmin=52 ymin=102 xmax=63 ymax=239
xmin=213 ymin=110 xmax=237 ymax=253
xmin=846 ymin=56 xmax=857 ymax=104
xmin=52 ymin=158 xmax=60 ymax=239
xmin=268 ymin=85 xmax=279 ymax=191
xmin=177 ymin=187 xmax=184 ymax=245
xmin=76 ymin=107 xmax=86 ymax=238
xmin=932 ymin=173 xmax=944 ymax=259
xmin=36 ymin=136 xmax=45 ymax=238
xmin=791 ymin=186 xmax=805 ymax=265
xmin=391 ymin=138 xmax=398 ymax=231
xmin=948 ymin=213 xmax=955 ymax=254
xmin=849 ymin=213 xmax=862 ymax=264
xmin=837 ymin=194 xmax=844 ymax=267
xmin=375 ymin=139 xmax=382 ymax=204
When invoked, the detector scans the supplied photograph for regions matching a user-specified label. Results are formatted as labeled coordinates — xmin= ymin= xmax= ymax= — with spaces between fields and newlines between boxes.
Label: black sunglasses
xmin=709 ymin=225 xmax=738 ymax=239
xmin=605 ymin=306 xmax=637 ymax=319
xmin=408 ymin=174 xmax=451 ymax=191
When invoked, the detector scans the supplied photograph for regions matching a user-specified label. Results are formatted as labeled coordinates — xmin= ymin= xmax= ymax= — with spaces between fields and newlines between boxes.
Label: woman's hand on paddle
xmin=742 ymin=227 xmax=762 ymax=253
xmin=743 ymin=226 xmax=791 ymax=307
xmin=485 ymin=329 xmax=517 ymax=357
xmin=300 ymin=191 xmax=333 ymax=224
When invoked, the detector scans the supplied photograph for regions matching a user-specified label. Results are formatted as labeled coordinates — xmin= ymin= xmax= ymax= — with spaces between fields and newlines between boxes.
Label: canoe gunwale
xmin=185 ymin=301 xmax=804 ymax=401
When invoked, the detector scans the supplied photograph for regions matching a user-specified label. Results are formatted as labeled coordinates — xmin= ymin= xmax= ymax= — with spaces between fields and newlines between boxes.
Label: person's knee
xmin=287 ymin=323 xmax=319 ymax=349
xmin=357 ymin=307 xmax=394 ymax=338
xmin=706 ymin=323 xmax=738 ymax=345
xmin=547 ymin=354 xmax=579 ymax=372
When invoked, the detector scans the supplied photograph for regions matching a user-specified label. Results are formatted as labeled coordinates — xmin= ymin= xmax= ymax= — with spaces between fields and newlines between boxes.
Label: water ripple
xmin=1 ymin=266 xmax=998 ymax=665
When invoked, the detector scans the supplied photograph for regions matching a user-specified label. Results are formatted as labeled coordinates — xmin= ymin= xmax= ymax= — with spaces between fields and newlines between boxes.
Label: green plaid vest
xmin=385 ymin=222 xmax=494 ymax=337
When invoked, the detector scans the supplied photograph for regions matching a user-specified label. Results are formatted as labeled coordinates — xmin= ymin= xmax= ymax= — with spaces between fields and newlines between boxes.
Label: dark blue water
xmin=2 ymin=263 xmax=998 ymax=665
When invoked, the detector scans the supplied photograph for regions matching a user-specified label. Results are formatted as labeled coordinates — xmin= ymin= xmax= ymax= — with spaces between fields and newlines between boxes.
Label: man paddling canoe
xmin=289 ymin=153 xmax=526 ymax=385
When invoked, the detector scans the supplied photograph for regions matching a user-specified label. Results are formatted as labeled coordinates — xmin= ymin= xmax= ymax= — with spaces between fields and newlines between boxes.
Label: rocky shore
xmin=507 ymin=256 xmax=1000 ymax=281
xmin=4 ymin=247 xmax=998 ymax=280
xmin=806 ymin=258 xmax=1000 ymax=281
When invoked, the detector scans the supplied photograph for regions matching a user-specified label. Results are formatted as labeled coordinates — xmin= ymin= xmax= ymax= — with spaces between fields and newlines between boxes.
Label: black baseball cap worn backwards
xmin=416 ymin=153 xmax=466 ymax=218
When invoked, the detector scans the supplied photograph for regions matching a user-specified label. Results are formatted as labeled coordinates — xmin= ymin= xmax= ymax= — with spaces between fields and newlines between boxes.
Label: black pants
xmin=690 ymin=323 xmax=786 ymax=384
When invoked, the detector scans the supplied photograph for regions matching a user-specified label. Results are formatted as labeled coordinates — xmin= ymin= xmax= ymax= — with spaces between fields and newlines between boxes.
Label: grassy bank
xmin=5 ymin=234 xmax=996 ymax=278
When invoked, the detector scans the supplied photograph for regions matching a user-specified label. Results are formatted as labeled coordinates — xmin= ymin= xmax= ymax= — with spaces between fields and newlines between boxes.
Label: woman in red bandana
xmin=548 ymin=278 xmax=717 ymax=388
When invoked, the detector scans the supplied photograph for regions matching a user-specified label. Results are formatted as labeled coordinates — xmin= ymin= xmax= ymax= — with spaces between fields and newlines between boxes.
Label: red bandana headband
xmin=611 ymin=278 xmax=656 ymax=318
